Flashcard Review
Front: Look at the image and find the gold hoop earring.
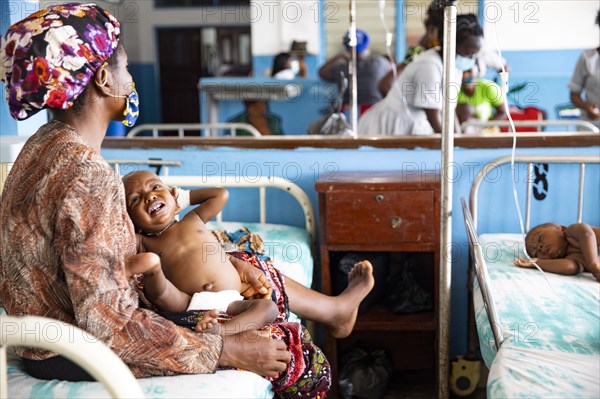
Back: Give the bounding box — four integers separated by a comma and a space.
96, 74, 108, 87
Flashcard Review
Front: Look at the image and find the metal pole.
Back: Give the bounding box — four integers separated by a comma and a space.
439, 2, 457, 398
348, 0, 358, 136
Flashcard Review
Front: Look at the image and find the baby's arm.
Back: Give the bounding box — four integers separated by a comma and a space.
514, 256, 582, 275
181, 187, 229, 223
196, 299, 278, 336
566, 223, 600, 272
126, 253, 191, 312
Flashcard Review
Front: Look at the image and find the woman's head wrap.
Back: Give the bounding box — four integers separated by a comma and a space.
0, 3, 120, 120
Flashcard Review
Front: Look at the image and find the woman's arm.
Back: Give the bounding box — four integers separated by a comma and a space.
424, 108, 443, 133
318, 52, 349, 81
570, 91, 600, 120
491, 102, 507, 121
378, 63, 406, 97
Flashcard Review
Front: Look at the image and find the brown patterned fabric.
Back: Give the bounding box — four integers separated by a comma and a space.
0, 120, 222, 377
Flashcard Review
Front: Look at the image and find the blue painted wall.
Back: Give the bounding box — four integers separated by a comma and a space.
490, 49, 582, 127
101, 144, 600, 357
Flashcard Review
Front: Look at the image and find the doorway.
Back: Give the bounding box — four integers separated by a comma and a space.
157, 26, 251, 127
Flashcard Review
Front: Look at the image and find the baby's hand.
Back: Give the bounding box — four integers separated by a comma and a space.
514, 256, 538, 268
195, 309, 221, 334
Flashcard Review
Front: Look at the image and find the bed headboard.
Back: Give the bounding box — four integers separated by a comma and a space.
469, 154, 600, 233
160, 175, 316, 245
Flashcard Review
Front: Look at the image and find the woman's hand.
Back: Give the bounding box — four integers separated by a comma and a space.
228, 255, 272, 299
219, 330, 290, 377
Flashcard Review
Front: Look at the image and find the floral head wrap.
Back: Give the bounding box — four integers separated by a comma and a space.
0, 3, 120, 120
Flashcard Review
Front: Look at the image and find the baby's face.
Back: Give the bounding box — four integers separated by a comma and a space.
123, 171, 177, 234
525, 224, 567, 259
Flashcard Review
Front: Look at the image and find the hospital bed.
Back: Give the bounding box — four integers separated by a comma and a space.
126, 123, 262, 137
462, 154, 600, 398
1, 172, 315, 399
461, 119, 600, 133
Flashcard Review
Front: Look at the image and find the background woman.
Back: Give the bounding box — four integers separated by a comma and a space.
357, 14, 484, 136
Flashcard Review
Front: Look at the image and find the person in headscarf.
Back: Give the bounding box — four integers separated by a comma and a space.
0, 5, 374, 395
0, 2, 289, 382
318, 29, 392, 115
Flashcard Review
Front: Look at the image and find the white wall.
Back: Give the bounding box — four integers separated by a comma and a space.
482, 0, 598, 51
40, 0, 252, 64
250, 0, 321, 56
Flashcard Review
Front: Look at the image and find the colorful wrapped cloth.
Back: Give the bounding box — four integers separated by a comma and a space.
159, 228, 331, 398
0, 3, 120, 120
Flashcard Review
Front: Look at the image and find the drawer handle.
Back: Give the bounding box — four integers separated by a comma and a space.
375, 194, 384, 202
390, 216, 402, 229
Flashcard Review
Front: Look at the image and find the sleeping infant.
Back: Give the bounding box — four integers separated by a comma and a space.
514, 222, 600, 282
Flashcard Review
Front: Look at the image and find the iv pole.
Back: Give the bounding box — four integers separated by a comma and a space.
347, 0, 358, 135
439, 1, 457, 398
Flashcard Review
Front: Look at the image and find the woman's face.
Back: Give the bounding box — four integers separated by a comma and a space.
107, 47, 134, 119
456, 35, 483, 59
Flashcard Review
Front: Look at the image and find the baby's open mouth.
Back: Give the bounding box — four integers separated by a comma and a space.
148, 202, 165, 215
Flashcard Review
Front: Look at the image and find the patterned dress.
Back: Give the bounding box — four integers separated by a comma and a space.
0, 120, 222, 377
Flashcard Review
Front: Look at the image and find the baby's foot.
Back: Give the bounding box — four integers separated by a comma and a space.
328, 260, 375, 339
195, 309, 221, 333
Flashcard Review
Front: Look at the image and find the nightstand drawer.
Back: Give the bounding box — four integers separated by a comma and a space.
325, 190, 435, 244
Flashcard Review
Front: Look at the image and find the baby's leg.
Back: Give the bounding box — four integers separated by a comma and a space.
286, 260, 374, 338
220, 299, 278, 335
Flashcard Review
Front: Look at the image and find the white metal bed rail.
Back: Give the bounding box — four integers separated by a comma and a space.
470, 155, 600, 231
107, 159, 183, 176
0, 314, 144, 399
461, 119, 599, 133
160, 175, 316, 245
127, 123, 262, 138
461, 198, 504, 350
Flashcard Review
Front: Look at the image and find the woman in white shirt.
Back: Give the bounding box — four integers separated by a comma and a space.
569, 10, 600, 130
358, 14, 484, 136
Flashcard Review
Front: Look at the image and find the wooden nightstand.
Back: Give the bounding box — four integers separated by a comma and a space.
316, 172, 440, 394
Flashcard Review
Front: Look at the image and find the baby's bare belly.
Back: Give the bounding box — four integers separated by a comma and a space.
164, 252, 242, 296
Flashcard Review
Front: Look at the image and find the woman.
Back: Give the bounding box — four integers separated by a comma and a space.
0, 2, 289, 383
378, 2, 444, 97
569, 10, 600, 130
456, 58, 507, 134
0, 5, 373, 393
357, 14, 484, 136
271, 52, 306, 79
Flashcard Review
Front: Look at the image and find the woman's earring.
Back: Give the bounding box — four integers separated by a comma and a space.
96, 73, 108, 87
